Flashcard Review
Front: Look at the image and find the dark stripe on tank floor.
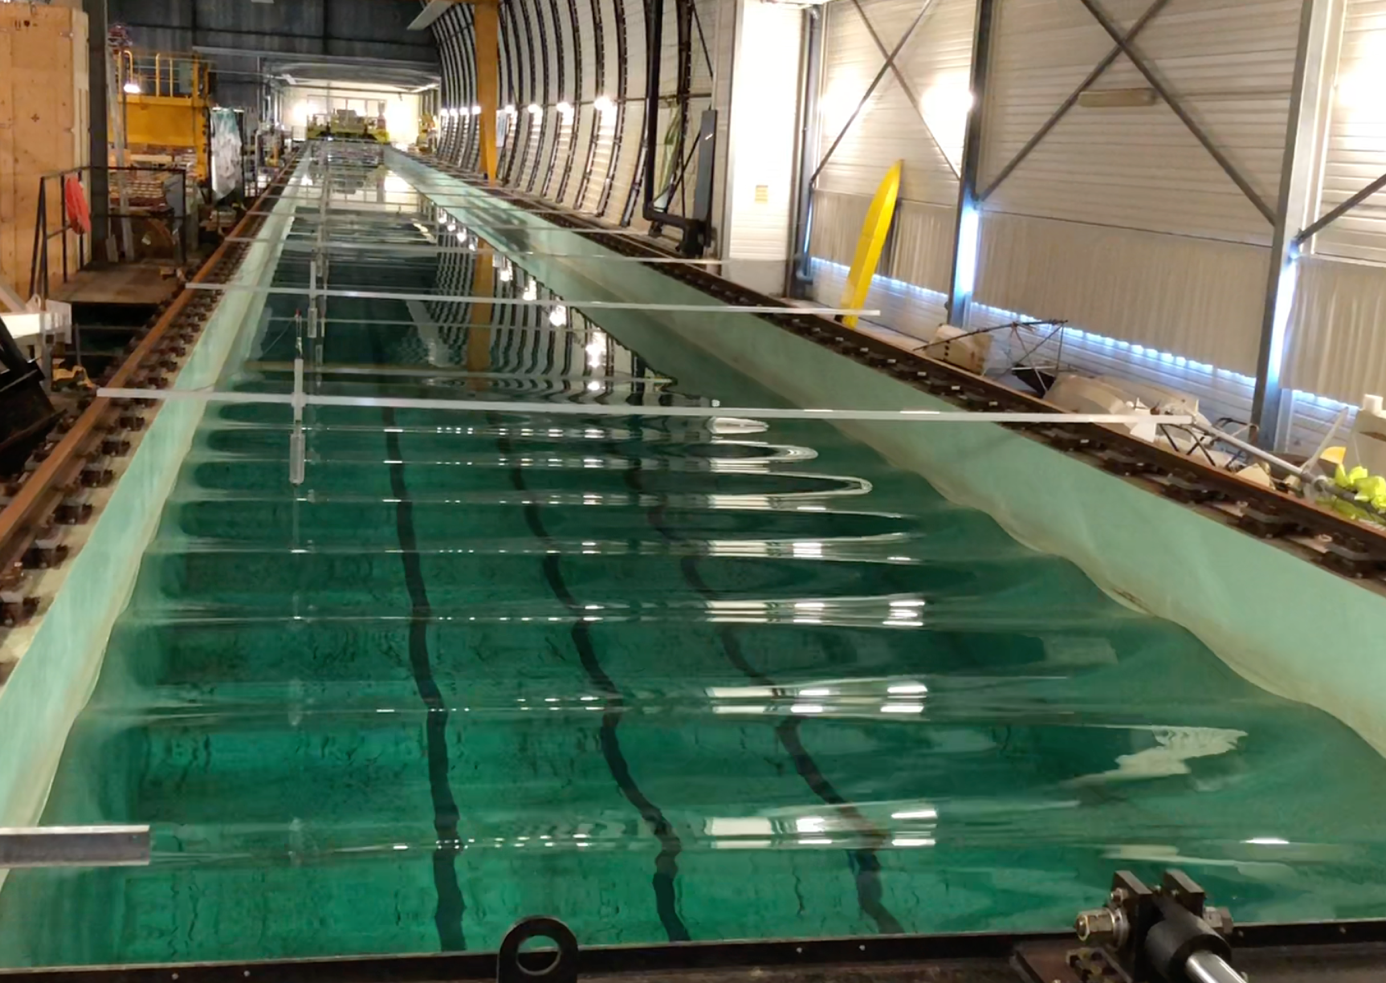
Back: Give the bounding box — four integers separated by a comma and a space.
633, 444, 906, 937
483, 325, 693, 943
377, 389, 467, 947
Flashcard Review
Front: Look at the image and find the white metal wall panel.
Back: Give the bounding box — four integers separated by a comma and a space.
890, 200, 955, 290
548, 111, 576, 192
981, 0, 1291, 245
537, 0, 559, 108
608, 101, 646, 218
519, 111, 544, 181
562, 105, 595, 206
1284, 254, 1386, 403
974, 211, 1270, 375
1314, 0, 1386, 262
601, 0, 622, 102
981, 0, 1298, 246
816, 0, 975, 206
580, 107, 619, 212
577, 0, 597, 102
810, 193, 954, 292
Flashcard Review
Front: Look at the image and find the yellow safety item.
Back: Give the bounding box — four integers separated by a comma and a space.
838, 160, 902, 329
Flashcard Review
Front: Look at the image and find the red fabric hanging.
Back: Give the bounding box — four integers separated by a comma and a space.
64, 175, 91, 234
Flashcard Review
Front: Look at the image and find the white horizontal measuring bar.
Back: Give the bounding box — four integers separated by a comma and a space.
182, 282, 877, 316
229, 238, 722, 264
96, 387, 1191, 426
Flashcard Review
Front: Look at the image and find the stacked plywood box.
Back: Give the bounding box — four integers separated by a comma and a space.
0, 3, 90, 301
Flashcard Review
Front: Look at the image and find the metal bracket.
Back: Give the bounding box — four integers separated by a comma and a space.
0, 825, 151, 868
497, 917, 579, 983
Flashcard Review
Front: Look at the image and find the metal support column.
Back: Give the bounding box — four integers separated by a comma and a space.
945, 0, 995, 328
1251, 0, 1336, 449
475, 0, 501, 183
787, 6, 823, 297
85, 0, 109, 252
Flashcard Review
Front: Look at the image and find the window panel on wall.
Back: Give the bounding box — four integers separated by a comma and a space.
1314, 0, 1386, 263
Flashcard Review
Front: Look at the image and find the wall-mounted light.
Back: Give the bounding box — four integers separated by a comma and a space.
593, 95, 615, 114
470, 105, 481, 115
557, 101, 574, 120
527, 103, 542, 116
123, 78, 142, 95
1077, 87, 1157, 108
503, 104, 517, 116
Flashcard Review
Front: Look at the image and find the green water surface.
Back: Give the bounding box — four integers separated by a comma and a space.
2, 155, 1385, 966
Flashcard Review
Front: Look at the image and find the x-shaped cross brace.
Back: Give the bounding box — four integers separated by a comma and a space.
977, 0, 1276, 224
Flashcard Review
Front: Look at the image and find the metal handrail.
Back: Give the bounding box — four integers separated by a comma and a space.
27, 165, 190, 302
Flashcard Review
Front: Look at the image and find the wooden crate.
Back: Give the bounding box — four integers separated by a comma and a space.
0, 4, 89, 301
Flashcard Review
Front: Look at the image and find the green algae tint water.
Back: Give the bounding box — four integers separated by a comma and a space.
2, 162, 1385, 967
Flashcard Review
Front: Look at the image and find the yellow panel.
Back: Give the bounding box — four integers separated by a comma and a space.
838, 160, 902, 330
121, 96, 209, 180
474, 0, 500, 184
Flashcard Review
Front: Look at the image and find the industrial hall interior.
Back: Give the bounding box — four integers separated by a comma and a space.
4, 0, 1386, 982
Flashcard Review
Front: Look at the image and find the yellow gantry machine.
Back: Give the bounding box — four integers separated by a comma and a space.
116, 49, 213, 184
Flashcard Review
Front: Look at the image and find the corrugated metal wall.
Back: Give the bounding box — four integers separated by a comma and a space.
810, 0, 974, 298
804, 0, 1386, 438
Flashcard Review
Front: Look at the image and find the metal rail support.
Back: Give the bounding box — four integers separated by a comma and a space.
0, 825, 150, 868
